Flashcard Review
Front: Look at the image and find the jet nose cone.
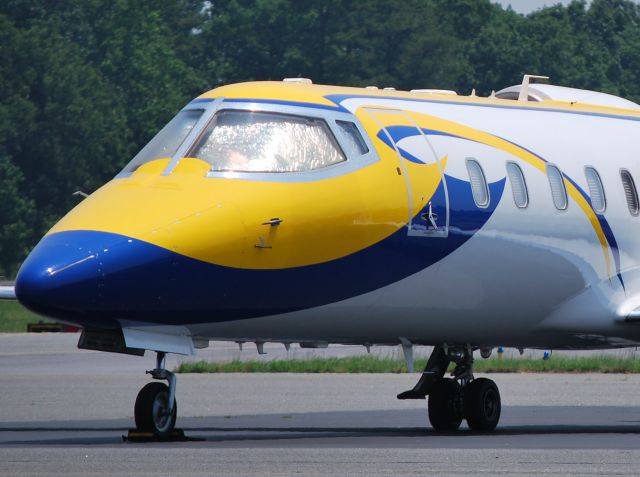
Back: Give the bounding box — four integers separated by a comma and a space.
15, 231, 104, 320
15, 231, 138, 322
15, 230, 176, 325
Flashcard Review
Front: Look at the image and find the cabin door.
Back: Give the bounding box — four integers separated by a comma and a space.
365, 108, 449, 238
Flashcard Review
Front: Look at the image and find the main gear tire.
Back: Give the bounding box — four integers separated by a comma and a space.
464, 377, 501, 431
428, 378, 463, 431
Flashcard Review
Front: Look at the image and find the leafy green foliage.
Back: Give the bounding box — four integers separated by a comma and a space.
0, 157, 35, 277
2, 0, 640, 277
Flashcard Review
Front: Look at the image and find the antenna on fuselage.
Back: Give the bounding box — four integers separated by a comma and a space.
518, 74, 550, 102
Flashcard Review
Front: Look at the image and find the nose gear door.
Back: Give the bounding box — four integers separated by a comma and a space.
365, 108, 449, 238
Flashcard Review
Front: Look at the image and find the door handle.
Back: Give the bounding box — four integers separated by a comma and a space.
262, 218, 283, 226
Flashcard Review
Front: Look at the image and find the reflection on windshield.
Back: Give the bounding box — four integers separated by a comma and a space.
121, 109, 203, 173
188, 110, 345, 172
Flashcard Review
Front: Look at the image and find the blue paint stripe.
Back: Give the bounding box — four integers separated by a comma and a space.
189, 98, 216, 105
398, 148, 425, 165
379, 122, 624, 288
16, 173, 505, 327
375, 129, 423, 164
222, 98, 345, 112
499, 136, 624, 288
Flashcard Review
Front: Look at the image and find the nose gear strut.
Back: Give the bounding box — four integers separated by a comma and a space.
128, 351, 184, 440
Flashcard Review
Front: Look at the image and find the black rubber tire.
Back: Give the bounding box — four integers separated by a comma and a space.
428, 378, 463, 431
464, 377, 501, 431
134, 382, 177, 436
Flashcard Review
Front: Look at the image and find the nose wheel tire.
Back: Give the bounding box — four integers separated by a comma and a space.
134, 382, 177, 436
463, 377, 501, 431
428, 378, 463, 431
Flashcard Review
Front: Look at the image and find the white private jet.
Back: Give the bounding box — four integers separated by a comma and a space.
5, 75, 640, 436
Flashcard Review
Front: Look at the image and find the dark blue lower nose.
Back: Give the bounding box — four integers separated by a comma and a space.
15, 230, 153, 324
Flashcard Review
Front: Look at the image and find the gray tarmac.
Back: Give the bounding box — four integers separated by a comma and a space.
2, 334, 640, 475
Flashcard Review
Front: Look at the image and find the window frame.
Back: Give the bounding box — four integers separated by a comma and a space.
200, 101, 379, 182
187, 109, 347, 174
546, 164, 568, 211
116, 107, 208, 178
584, 166, 606, 214
620, 168, 639, 216
506, 161, 529, 209
117, 99, 379, 182
465, 158, 490, 208
335, 120, 369, 156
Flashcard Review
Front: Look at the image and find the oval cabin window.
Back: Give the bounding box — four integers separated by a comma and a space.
584, 167, 606, 214
466, 159, 490, 208
506, 162, 528, 208
621, 169, 639, 216
546, 164, 568, 210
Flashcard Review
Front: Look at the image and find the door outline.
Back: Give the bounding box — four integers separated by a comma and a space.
365, 108, 449, 238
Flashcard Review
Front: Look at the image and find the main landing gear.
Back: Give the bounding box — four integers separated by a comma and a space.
134, 352, 178, 437
398, 345, 501, 431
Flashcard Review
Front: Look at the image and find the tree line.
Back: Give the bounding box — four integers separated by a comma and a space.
1, 0, 640, 277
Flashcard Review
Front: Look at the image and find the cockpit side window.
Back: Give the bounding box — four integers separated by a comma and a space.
121, 109, 204, 173
335, 120, 369, 156
188, 110, 346, 173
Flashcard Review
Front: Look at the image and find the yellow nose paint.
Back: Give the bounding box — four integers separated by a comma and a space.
48, 102, 451, 270
49, 153, 427, 269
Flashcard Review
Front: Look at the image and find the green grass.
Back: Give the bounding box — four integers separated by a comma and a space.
2, 300, 639, 374
175, 356, 420, 374
0, 301, 51, 332
175, 355, 640, 374
474, 355, 640, 373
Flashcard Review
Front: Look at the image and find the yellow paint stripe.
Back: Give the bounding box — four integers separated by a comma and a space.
198, 82, 640, 121
405, 112, 613, 278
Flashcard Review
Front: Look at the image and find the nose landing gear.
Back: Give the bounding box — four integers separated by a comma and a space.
133, 352, 178, 437
398, 345, 501, 431
134, 382, 177, 435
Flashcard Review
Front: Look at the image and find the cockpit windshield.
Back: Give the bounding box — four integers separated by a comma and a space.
122, 109, 203, 173
188, 110, 346, 173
